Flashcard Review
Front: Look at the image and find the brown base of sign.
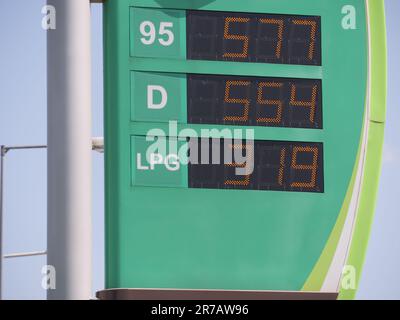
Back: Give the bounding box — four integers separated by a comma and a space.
96, 289, 338, 300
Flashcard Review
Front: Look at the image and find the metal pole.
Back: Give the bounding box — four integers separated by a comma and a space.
47, 0, 92, 300
4, 251, 47, 259
5, 146, 47, 151
0, 146, 5, 300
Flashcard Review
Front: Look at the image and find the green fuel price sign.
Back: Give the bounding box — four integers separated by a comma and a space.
102, 0, 387, 300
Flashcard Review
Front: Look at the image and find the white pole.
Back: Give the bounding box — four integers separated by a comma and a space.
47, 0, 92, 300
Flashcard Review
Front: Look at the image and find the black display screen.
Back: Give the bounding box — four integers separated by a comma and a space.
188, 139, 324, 193
188, 74, 322, 129
187, 10, 322, 66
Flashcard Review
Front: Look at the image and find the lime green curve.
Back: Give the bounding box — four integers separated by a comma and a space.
339, 0, 387, 300
302, 0, 387, 296
301, 133, 363, 292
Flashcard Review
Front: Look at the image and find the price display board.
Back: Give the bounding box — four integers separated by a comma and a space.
187, 74, 323, 128
188, 139, 324, 193
101, 0, 387, 300
186, 10, 322, 65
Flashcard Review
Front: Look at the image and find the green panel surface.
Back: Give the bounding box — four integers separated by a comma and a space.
104, 0, 368, 291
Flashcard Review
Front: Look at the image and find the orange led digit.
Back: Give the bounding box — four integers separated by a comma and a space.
259, 18, 284, 59
290, 146, 319, 188
292, 19, 317, 60
224, 144, 253, 186
224, 80, 251, 122
256, 82, 284, 124
222, 17, 250, 59
290, 84, 318, 123
278, 147, 286, 186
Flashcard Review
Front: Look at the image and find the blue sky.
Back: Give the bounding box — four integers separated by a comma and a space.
0, 0, 399, 299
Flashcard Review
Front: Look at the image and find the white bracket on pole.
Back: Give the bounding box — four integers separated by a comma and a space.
92, 137, 105, 153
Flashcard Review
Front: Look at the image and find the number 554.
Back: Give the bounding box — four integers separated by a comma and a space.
140, 21, 175, 46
